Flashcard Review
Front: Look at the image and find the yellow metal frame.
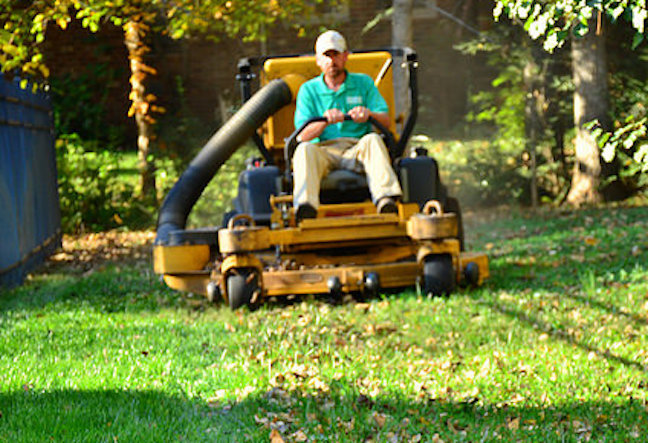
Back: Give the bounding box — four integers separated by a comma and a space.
153, 199, 490, 300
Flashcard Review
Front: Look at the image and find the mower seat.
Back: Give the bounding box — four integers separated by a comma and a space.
319, 169, 371, 204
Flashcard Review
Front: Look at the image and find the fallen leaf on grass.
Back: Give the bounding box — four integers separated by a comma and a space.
572, 420, 592, 434
337, 417, 355, 432
372, 411, 388, 428
255, 414, 269, 427
363, 323, 397, 336
47, 231, 154, 270
507, 416, 520, 430
291, 430, 308, 442
386, 432, 399, 443
355, 303, 370, 312
297, 314, 311, 327
270, 429, 285, 443
307, 376, 330, 392
447, 418, 468, 434
584, 236, 599, 246
538, 332, 549, 341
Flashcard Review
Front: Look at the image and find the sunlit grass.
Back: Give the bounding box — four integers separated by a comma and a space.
1, 205, 647, 441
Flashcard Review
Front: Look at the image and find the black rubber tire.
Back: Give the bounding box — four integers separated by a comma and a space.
226, 268, 258, 310
423, 254, 455, 297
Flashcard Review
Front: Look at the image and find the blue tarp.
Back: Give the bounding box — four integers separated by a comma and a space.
0, 74, 61, 287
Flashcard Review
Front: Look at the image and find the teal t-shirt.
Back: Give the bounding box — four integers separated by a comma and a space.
294, 71, 389, 142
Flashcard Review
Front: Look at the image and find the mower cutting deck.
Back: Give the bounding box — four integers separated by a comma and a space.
153, 48, 489, 309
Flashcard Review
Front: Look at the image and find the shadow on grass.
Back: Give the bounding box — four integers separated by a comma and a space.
0, 389, 213, 442
487, 260, 648, 324
563, 290, 648, 333
476, 297, 647, 373
2, 386, 644, 441
473, 239, 648, 375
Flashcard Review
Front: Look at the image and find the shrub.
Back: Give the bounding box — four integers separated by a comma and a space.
49, 63, 126, 148
55, 135, 165, 232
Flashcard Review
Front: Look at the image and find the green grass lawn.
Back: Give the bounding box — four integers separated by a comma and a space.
1, 205, 648, 442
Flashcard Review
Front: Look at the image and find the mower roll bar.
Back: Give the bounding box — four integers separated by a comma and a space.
237, 47, 419, 162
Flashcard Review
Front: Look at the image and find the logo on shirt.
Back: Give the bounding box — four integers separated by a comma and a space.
346, 96, 363, 105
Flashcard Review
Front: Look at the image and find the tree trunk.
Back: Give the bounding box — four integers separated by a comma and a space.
391, 0, 413, 134
566, 23, 609, 206
124, 17, 157, 203
523, 45, 544, 209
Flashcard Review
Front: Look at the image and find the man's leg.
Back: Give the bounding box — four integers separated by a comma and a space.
343, 133, 402, 204
292, 142, 337, 212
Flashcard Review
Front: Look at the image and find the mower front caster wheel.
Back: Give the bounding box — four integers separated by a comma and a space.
226, 268, 259, 310
423, 254, 455, 297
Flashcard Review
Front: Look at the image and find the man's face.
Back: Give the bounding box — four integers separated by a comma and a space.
316, 49, 348, 78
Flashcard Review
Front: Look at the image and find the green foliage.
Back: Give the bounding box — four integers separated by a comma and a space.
494, 0, 648, 189
0, 0, 334, 79
55, 135, 170, 232
51, 68, 260, 232
1, 206, 648, 440
452, 35, 529, 205
425, 139, 529, 207
454, 26, 574, 205
494, 0, 648, 52
590, 116, 648, 189
49, 63, 125, 146
586, 43, 648, 190
54, 131, 254, 232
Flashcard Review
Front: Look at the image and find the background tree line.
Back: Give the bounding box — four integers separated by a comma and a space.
1, 0, 647, 232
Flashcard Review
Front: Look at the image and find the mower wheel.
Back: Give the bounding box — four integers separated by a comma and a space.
423, 254, 455, 297
226, 268, 259, 310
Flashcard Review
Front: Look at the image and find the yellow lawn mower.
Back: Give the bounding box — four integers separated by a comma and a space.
153, 48, 489, 309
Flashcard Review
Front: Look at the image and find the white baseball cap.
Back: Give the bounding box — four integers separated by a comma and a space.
315, 30, 347, 56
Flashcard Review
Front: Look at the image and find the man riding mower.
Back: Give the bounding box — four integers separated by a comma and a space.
153, 31, 489, 310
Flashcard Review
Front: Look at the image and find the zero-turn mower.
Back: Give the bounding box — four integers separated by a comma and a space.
153, 48, 489, 309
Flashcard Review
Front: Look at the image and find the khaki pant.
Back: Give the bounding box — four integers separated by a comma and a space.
292, 133, 402, 209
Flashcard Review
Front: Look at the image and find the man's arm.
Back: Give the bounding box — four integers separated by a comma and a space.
294, 83, 330, 142
348, 106, 389, 128
297, 121, 327, 142
298, 108, 346, 142
300, 107, 390, 142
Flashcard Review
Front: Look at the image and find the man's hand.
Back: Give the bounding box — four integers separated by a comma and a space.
323, 108, 345, 124
348, 106, 370, 123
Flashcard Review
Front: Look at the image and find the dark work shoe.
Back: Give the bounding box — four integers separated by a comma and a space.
376, 197, 398, 214
295, 204, 317, 224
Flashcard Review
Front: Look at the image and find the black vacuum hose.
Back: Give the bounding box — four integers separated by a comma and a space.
155, 79, 292, 244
